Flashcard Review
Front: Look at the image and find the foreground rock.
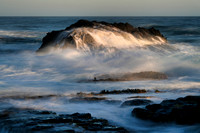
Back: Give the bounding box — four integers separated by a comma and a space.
37, 20, 167, 53
0, 107, 128, 133
132, 96, 200, 125
121, 99, 152, 107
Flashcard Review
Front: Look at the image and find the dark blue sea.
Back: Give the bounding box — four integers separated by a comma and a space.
0, 17, 200, 132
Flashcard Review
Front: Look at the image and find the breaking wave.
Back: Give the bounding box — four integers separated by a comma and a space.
59, 27, 166, 51
0, 30, 44, 43
37, 20, 168, 54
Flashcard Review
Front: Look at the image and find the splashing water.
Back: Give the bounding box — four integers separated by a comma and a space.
0, 17, 200, 133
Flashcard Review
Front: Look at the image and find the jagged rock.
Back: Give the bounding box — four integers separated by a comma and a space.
37, 20, 167, 53
132, 96, 200, 125
99, 89, 147, 95
0, 107, 128, 132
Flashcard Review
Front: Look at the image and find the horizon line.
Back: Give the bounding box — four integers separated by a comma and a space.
0, 15, 200, 17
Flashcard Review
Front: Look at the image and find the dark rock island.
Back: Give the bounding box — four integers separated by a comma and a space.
37, 20, 167, 53
92, 71, 168, 82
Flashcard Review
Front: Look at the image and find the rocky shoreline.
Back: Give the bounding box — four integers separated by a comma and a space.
0, 107, 128, 133
1, 88, 200, 132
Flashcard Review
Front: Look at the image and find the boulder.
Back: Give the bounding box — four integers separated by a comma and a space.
132, 96, 200, 125
121, 99, 152, 107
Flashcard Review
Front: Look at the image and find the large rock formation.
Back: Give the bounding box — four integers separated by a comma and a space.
37, 20, 167, 53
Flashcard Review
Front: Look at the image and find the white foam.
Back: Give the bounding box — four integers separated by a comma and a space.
0, 30, 44, 38
52, 26, 166, 53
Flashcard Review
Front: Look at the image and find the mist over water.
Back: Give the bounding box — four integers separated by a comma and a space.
0, 17, 200, 132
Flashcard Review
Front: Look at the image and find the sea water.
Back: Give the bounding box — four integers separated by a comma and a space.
0, 17, 200, 132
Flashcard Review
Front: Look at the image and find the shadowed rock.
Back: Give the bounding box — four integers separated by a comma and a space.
121, 99, 153, 107
73, 89, 162, 96
127, 96, 155, 99
0, 107, 128, 132
99, 89, 147, 95
132, 96, 200, 125
69, 97, 107, 103
0, 94, 60, 100
69, 92, 121, 104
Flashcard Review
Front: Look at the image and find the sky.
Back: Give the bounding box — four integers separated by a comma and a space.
0, 0, 199, 16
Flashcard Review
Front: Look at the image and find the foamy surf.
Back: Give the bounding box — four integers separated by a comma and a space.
0, 17, 200, 133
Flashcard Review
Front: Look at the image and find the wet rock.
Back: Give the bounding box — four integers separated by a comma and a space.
69, 97, 107, 103
70, 92, 122, 104
132, 96, 200, 125
75, 92, 103, 97
37, 20, 167, 53
99, 89, 147, 95
155, 90, 162, 93
0, 94, 61, 100
0, 107, 128, 132
121, 99, 152, 107
127, 96, 155, 99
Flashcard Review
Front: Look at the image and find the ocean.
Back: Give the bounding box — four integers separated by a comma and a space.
0, 17, 200, 132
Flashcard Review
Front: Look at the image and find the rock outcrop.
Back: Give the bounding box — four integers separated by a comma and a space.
92, 71, 168, 82
121, 99, 153, 107
0, 107, 128, 132
37, 20, 167, 53
132, 96, 200, 125
99, 89, 147, 94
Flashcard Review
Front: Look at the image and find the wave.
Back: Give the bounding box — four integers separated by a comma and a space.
0, 30, 44, 38
0, 30, 44, 43
0, 37, 41, 44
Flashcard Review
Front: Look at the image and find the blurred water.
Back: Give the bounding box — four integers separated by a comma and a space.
0, 17, 200, 132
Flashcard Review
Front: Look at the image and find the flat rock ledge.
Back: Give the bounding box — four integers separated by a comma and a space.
0, 107, 128, 133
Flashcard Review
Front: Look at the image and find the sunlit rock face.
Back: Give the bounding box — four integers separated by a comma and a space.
93, 71, 168, 81
37, 20, 167, 53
